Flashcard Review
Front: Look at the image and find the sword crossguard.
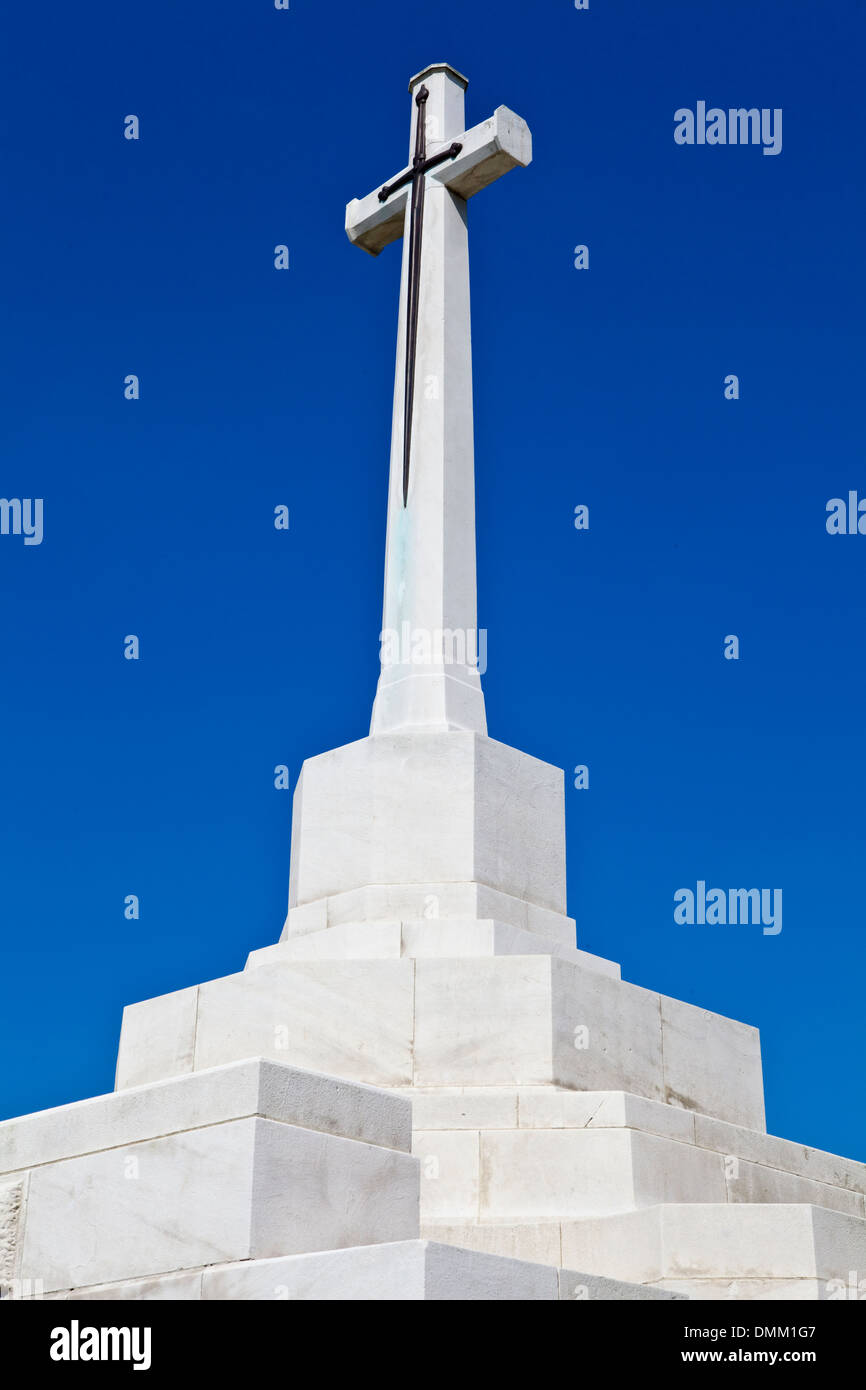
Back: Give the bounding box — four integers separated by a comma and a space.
377, 142, 463, 203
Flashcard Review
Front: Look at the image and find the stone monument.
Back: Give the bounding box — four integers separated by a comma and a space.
1, 65, 864, 1302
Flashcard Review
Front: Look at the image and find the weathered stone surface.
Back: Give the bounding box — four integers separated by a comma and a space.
116, 956, 765, 1130
409, 1088, 865, 1229
116, 961, 415, 1092
412, 957, 765, 1129
558, 1268, 687, 1301
0, 1179, 25, 1292
405, 1087, 519, 1130
660, 996, 765, 1129
284, 733, 573, 945
560, 1204, 866, 1290
250, 918, 619, 977
41, 1242, 681, 1301
421, 1220, 563, 1268
1, 1059, 412, 1174
3, 1061, 419, 1294
516, 1088, 696, 1143
694, 1113, 866, 1195
285, 881, 578, 946
114, 985, 198, 1091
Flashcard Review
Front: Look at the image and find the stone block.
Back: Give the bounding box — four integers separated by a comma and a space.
284, 882, 577, 946
55, 1271, 204, 1301
660, 995, 765, 1130
516, 1088, 696, 1144
414, 1130, 479, 1221
560, 1204, 866, 1289
1, 1060, 419, 1294
1, 1059, 411, 1173
412, 957, 764, 1128
116, 960, 415, 1092
406, 1087, 519, 1130
116, 956, 766, 1132
557, 1269, 686, 1301
476, 1129, 725, 1222
693, 1114, 866, 1195
420, 1221, 563, 1267
48, 1242, 569, 1301
413, 957, 557, 1088
284, 731, 572, 942
727, 1161, 864, 1218
115, 985, 198, 1091
249, 919, 619, 976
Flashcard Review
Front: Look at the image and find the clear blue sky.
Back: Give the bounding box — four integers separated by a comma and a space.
1, 1, 863, 1164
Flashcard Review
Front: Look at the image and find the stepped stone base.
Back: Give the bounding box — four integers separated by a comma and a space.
14, 1242, 684, 1302
115, 954, 765, 1131
5, 696, 860, 1308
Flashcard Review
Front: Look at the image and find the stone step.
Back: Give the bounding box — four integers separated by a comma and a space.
0, 1057, 411, 1174
115, 954, 765, 1131
405, 1086, 866, 1224
13, 1241, 684, 1301
247, 918, 620, 977
0, 1059, 418, 1296
285, 882, 577, 949
424, 1205, 866, 1301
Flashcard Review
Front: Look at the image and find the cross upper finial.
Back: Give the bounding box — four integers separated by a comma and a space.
407, 62, 469, 93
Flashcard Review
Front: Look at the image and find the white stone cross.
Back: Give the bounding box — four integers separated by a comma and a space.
346, 64, 532, 737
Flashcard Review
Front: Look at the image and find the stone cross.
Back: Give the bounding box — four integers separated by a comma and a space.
346, 64, 532, 737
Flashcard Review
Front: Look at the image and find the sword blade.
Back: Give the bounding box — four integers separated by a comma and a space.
402, 88, 429, 508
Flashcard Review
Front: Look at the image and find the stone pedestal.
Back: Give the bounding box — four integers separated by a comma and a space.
285, 732, 575, 946
4, 57, 863, 1306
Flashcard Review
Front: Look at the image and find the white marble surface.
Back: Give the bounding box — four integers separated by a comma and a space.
348, 69, 531, 738
1, 1058, 412, 1174
560, 1204, 866, 1287
17, 1117, 418, 1294
284, 881, 578, 945
114, 985, 198, 1091
660, 995, 766, 1131
251, 918, 617, 975
25, 1241, 683, 1301
409, 1087, 865, 1227
116, 955, 766, 1131
193, 960, 414, 1086
285, 732, 571, 942
475, 1128, 728, 1222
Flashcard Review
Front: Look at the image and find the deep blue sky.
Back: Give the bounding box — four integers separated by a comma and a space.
1, 1, 863, 1163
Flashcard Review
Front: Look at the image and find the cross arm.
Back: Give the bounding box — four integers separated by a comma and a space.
345, 105, 532, 258
432, 106, 532, 199
345, 184, 409, 258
